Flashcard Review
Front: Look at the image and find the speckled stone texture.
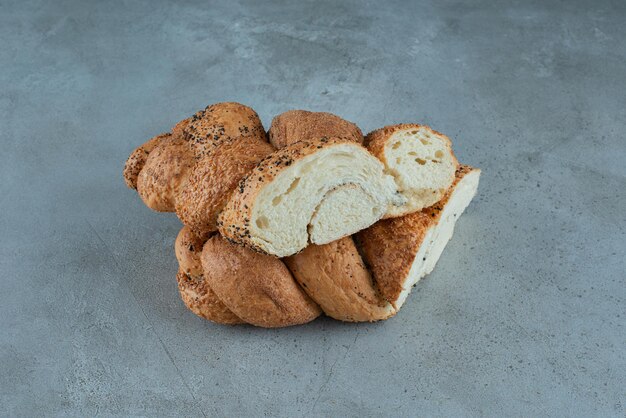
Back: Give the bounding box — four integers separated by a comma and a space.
1, 0, 624, 416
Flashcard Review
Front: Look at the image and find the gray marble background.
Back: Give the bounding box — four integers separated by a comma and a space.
1, 0, 624, 416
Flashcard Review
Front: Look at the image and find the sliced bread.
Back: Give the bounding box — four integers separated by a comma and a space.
218, 137, 404, 257
356, 165, 480, 309
366, 124, 459, 217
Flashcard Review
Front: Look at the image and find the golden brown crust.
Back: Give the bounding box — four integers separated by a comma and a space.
355, 165, 473, 304
136, 137, 195, 212
176, 138, 275, 239
174, 226, 207, 280
176, 269, 243, 325
171, 117, 192, 139
284, 237, 394, 322
183, 102, 267, 157
268, 110, 363, 149
217, 136, 359, 251
123, 133, 170, 189
201, 235, 322, 328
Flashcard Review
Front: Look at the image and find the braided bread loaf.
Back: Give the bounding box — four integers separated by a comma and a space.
124, 103, 480, 327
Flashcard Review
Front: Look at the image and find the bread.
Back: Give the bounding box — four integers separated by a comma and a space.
174, 226, 207, 279
218, 136, 404, 257
123, 117, 193, 192
136, 136, 195, 212
176, 269, 243, 325
356, 165, 480, 309
201, 235, 322, 328
175, 138, 275, 240
123, 132, 170, 190
124, 102, 270, 219
365, 124, 458, 217
183, 102, 266, 157
284, 237, 395, 322
124, 104, 482, 328
268, 110, 363, 149
174, 227, 242, 324
171, 117, 192, 139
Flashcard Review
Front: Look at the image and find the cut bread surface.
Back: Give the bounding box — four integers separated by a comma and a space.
357, 165, 480, 309
219, 138, 404, 257
308, 184, 387, 245
395, 166, 480, 308
366, 124, 458, 217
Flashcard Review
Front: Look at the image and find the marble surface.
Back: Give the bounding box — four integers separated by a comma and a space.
1, 0, 624, 416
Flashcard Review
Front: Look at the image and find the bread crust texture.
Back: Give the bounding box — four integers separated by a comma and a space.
136, 136, 195, 212
183, 102, 267, 157
176, 138, 275, 240
174, 226, 207, 280
123, 133, 170, 190
356, 165, 476, 306
268, 109, 363, 149
201, 235, 322, 328
174, 226, 243, 324
177, 269, 244, 325
284, 237, 395, 322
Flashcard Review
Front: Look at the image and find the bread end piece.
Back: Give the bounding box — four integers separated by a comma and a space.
357, 165, 480, 309
136, 137, 195, 212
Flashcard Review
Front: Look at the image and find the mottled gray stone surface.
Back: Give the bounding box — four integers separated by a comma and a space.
1, 0, 624, 416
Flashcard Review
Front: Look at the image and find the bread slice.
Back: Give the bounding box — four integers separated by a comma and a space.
201, 235, 322, 328
356, 165, 480, 309
175, 138, 275, 240
268, 110, 363, 149
284, 237, 395, 322
174, 227, 242, 324
218, 137, 404, 257
366, 124, 459, 218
